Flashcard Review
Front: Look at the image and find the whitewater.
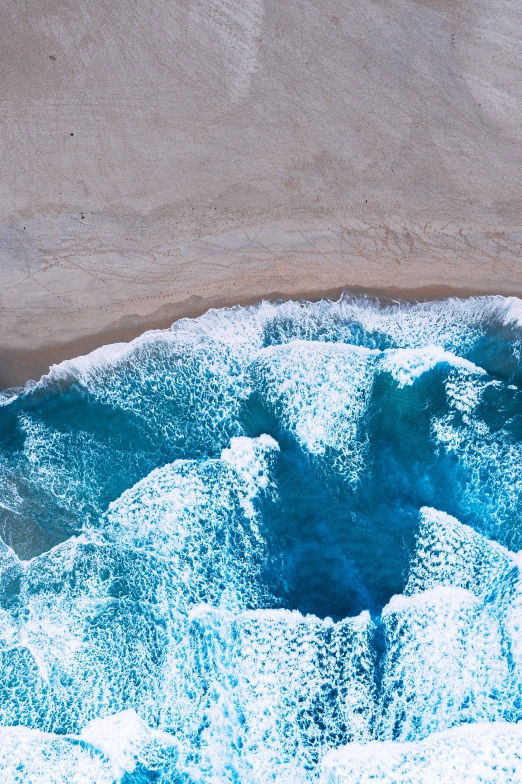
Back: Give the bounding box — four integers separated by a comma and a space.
1, 295, 522, 782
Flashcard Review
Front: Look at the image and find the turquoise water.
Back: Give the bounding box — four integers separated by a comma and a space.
1, 295, 522, 782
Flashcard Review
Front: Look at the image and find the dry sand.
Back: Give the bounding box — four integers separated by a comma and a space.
1, 0, 522, 387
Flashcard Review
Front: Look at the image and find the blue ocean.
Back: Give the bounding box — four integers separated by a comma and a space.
1, 295, 522, 782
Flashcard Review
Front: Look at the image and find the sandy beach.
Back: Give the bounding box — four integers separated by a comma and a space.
2, 0, 522, 387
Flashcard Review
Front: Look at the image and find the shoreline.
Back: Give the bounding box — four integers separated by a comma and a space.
3, 215, 522, 390
2, 279, 519, 391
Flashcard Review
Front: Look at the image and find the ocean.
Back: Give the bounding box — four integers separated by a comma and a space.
1, 295, 522, 782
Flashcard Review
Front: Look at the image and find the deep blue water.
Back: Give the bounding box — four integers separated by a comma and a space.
1, 296, 522, 782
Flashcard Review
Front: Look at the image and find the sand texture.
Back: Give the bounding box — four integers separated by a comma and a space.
1, 0, 522, 385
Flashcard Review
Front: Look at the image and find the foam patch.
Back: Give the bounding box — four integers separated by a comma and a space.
321, 721, 522, 783
378, 587, 510, 741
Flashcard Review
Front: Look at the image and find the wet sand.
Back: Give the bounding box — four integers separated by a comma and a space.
3, 218, 522, 387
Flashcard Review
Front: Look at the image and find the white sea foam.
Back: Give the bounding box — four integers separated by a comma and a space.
380, 345, 485, 387
503, 296, 522, 328
0, 724, 116, 784
406, 506, 515, 599
0, 532, 23, 592
186, 604, 375, 782
362, 295, 518, 349
0, 600, 373, 783
378, 586, 510, 740
3, 294, 522, 781
443, 366, 496, 415
79, 709, 179, 776
0, 391, 19, 406
19, 415, 111, 521
257, 295, 515, 354
221, 433, 279, 515
253, 340, 378, 481
101, 438, 275, 606
0, 419, 376, 779
429, 347, 522, 549
320, 721, 522, 783
42, 341, 133, 389
432, 408, 522, 548
0, 411, 161, 557
29, 322, 258, 459
34, 303, 266, 395
0, 710, 179, 784
0, 437, 279, 737
405, 506, 522, 713
29, 294, 517, 394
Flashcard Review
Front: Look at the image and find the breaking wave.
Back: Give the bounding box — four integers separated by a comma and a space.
1, 295, 522, 782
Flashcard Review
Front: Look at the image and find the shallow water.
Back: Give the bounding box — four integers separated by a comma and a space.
1, 295, 522, 782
